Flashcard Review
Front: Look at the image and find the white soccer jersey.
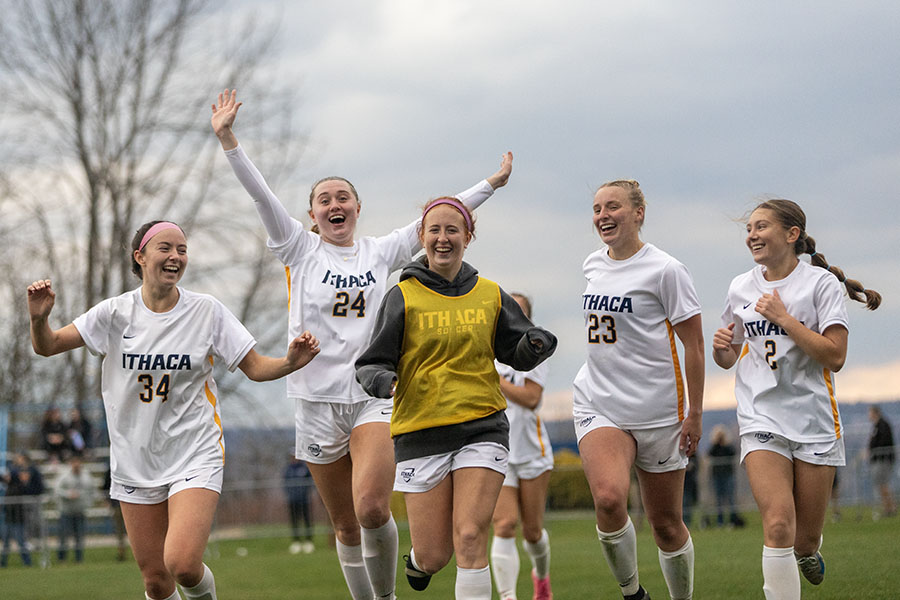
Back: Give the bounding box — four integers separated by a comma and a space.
73, 288, 255, 487
721, 261, 849, 442
572, 243, 701, 429
496, 360, 553, 465
225, 145, 494, 404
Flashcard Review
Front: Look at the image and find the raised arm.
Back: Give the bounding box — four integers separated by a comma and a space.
211, 89, 295, 245
498, 375, 543, 410
238, 331, 320, 382
27, 279, 84, 357
456, 151, 513, 213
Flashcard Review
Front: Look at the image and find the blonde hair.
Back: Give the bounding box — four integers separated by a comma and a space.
598, 179, 645, 225
308, 176, 360, 235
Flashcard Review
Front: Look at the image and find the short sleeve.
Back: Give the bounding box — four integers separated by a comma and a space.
658, 259, 701, 326
814, 273, 849, 334
72, 299, 113, 357
211, 300, 257, 372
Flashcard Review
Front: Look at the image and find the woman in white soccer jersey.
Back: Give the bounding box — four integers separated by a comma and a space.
574, 180, 704, 600
211, 89, 513, 600
490, 293, 555, 600
712, 199, 880, 600
27, 221, 319, 600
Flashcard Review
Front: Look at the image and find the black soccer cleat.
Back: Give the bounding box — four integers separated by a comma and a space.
404, 553, 432, 591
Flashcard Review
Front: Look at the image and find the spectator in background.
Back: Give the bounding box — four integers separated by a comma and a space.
868, 405, 896, 518
284, 456, 315, 554
708, 425, 744, 528
55, 455, 95, 562
103, 466, 128, 561
66, 408, 93, 457
1, 454, 44, 567
40, 407, 69, 462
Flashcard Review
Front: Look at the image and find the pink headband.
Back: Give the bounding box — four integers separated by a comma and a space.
422, 198, 472, 232
138, 222, 183, 252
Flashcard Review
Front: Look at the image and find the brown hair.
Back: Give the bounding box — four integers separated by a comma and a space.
751, 199, 881, 310
598, 179, 646, 225
308, 176, 360, 235
130, 220, 184, 280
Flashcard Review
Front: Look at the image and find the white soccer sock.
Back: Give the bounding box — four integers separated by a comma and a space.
597, 518, 640, 597
523, 528, 551, 580
658, 536, 694, 600
179, 563, 216, 600
456, 565, 492, 600
762, 545, 800, 600
491, 535, 520, 599
336, 539, 375, 600
362, 515, 399, 599
146, 589, 181, 600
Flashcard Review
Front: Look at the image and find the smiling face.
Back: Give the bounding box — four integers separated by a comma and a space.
745, 207, 800, 268
134, 227, 188, 287
308, 179, 360, 247
592, 186, 644, 259
420, 203, 472, 281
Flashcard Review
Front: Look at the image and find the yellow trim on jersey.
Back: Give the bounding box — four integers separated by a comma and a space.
285, 266, 292, 309
665, 320, 685, 421
823, 368, 841, 439
739, 343, 750, 361
536, 416, 546, 457
204, 381, 226, 461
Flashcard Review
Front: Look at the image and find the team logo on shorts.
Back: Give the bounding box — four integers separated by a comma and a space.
755, 432, 774, 443
400, 468, 416, 483
578, 416, 596, 428
124, 486, 136, 494
307, 443, 322, 457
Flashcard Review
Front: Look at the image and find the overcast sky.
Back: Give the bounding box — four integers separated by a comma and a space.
221, 1, 900, 415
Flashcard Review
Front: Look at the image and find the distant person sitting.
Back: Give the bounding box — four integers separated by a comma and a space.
40, 407, 70, 462
66, 408, 93, 456
868, 405, 896, 518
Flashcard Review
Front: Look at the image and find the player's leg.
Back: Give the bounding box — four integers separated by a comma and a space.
745, 449, 799, 600
307, 456, 373, 600
580, 427, 646, 599
453, 466, 505, 600
519, 470, 553, 598
491, 482, 521, 600
637, 469, 692, 600
792, 460, 834, 585
165, 487, 219, 599
350, 419, 398, 599
404, 475, 455, 588
120, 500, 176, 600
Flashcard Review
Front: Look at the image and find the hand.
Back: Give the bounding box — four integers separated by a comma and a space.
486, 151, 513, 190
286, 331, 320, 370
712, 323, 735, 352
211, 88, 242, 149
679, 412, 702, 457
755, 289, 789, 326
27, 279, 56, 321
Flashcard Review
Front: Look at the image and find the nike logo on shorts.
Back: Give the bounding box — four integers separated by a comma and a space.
185, 475, 197, 482
658, 457, 670, 465
380, 409, 392, 415
494, 456, 504, 462
123, 334, 136, 339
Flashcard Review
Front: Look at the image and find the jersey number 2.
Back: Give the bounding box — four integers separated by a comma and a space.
764, 339, 778, 370
333, 291, 366, 318
137, 374, 170, 403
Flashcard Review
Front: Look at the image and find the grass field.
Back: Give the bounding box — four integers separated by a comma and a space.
1, 509, 897, 599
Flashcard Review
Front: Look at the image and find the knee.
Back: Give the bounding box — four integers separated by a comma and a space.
650, 517, 685, 548
794, 531, 821, 556
164, 553, 203, 587
454, 523, 488, 562
355, 496, 391, 530
492, 516, 518, 539
140, 566, 174, 599
521, 522, 543, 543
762, 515, 794, 546
592, 485, 627, 518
